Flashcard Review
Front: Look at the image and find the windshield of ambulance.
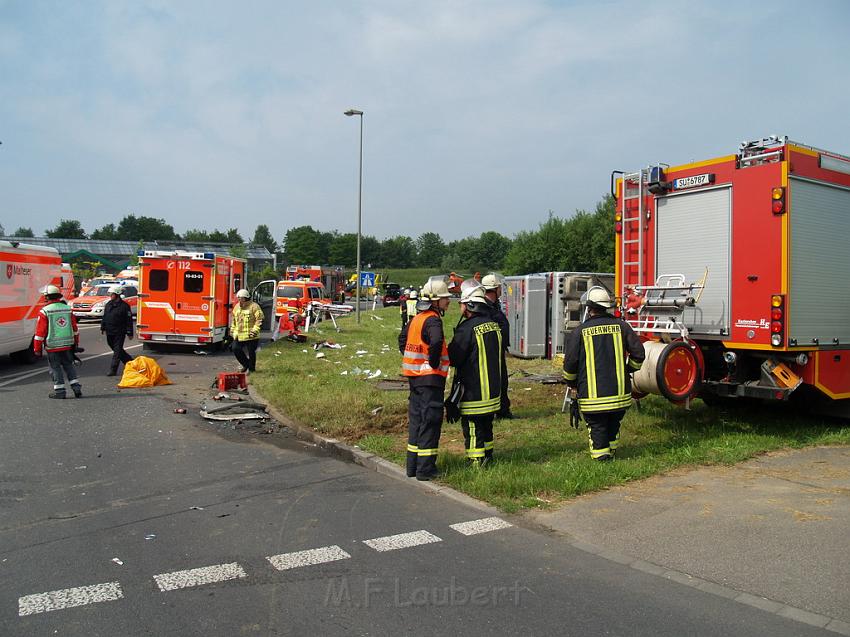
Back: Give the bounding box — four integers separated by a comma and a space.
277, 286, 304, 298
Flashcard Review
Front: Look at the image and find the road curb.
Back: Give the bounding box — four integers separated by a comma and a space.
247, 384, 500, 517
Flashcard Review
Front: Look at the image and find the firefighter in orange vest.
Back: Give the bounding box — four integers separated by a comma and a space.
398, 279, 451, 481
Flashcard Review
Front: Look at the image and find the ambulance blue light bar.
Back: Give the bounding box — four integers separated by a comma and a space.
204, 252, 214, 259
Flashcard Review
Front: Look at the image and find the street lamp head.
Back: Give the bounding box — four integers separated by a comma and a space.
344, 109, 363, 116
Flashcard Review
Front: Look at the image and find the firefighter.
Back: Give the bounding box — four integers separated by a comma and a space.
448, 282, 503, 467
230, 289, 264, 373
33, 285, 82, 399
481, 273, 512, 419
403, 289, 418, 326
101, 284, 134, 377
399, 288, 409, 329
563, 287, 645, 461
398, 279, 451, 481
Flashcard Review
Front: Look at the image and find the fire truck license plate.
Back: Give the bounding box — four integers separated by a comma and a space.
674, 173, 713, 189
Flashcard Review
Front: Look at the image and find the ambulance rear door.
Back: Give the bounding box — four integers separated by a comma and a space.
139, 258, 177, 336
173, 259, 214, 340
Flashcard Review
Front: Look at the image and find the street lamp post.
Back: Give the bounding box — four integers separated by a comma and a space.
344, 108, 364, 323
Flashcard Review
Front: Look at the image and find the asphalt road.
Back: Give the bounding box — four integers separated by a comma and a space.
0, 326, 834, 636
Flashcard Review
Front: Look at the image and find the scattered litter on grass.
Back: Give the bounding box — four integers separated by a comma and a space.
302, 349, 309, 353
367, 369, 382, 379
112, 558, 123, 566
370, 315, 384, 321
370, 407, 384, 416
340, 370, 348, 375
355, 350, 368, 355
313, 340, 343, 350
316, 352, 326, 359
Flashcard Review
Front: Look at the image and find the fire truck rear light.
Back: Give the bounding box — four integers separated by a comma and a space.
140, 333, 151, 340
771, 334, 782, 346
771, 187, 784, 200
614, 212, 622, 222
770, 321, 782, 333
772, 200, 784, 213
198, 336, 210, 343
771, 186, 785, 214
774, 390, 784, 400
771, 295, 783, 307
615, 222, 623, 233
771, 308, 782, 320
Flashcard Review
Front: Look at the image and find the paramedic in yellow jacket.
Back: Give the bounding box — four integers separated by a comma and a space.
231, 289, 264, 373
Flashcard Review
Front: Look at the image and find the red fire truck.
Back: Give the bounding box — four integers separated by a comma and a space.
137, 250, 246, 347
613, 136, 849, 417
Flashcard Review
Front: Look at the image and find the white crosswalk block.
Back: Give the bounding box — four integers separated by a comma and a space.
267, 545, 351, 570
19, 582, 123, 616
449, 517, 513, 536
363, 530, 442, 552
154, 562, 247, 592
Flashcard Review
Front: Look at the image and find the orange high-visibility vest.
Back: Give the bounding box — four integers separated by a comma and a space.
402, 310, 449, 378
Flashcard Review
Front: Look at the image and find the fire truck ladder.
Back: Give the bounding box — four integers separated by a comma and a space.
620, 170, 646, 297
630, 271, 708, 340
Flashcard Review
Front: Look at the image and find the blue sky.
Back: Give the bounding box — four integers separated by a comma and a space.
1, 0, 849, 243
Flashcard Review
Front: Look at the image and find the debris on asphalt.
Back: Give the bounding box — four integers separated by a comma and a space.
174, 408, 187, 414
75, 465, 87, 470
144, 534, 156, 540
190, 506, 204, 510
111, 558, 124, 566
200, 399, 269, 421
193, 350, 210, 355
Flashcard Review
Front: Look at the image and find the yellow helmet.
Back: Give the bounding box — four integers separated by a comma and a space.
421, 279, 451, 300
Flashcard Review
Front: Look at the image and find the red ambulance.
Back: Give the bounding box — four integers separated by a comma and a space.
136, 250, 246, 347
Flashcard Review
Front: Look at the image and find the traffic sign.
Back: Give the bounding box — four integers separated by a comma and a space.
359, 271, 375, 287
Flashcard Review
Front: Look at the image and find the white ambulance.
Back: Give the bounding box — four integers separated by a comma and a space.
0, 241, 63, 362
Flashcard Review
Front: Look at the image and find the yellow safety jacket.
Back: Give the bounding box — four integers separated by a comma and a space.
231, 302, 264, 342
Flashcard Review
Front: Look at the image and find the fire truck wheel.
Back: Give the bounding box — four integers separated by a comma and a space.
656, 341, 703, 403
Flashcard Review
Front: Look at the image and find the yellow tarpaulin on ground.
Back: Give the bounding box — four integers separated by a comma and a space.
117, 356, 173, 388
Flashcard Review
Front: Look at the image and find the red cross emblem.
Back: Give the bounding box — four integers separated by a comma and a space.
56, 317, 67, 327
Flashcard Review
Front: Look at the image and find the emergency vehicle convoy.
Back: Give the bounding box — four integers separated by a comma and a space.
0, 241, 62, 362
613, 136, 850, 416
136, 250, 246, 348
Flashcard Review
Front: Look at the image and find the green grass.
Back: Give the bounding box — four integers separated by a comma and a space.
254, 304, 850, 513
380, 268, 444, 289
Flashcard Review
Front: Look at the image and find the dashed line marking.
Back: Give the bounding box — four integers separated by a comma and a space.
363, 530, 442, 552
268, 545, 351, 570
18, 582, 123, 616
153, 562, 247, 592
450, 517, 513, 536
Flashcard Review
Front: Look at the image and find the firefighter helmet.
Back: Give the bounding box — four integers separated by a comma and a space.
409, 289, 418, 299
42, 284, 61, 297
108, 284, 123, 295
460, 281, 486, 304
586, 286, 613, 309
236, 289, 251, 299
420, 279, 451, 300
481, 273, 501, 291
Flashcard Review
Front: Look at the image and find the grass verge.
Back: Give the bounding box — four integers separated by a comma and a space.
253, 304, 850, 513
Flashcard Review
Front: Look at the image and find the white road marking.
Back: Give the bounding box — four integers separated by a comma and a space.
363, 530, 442, 552
449, 517, 513, 536
18, 582, 123, 616
0, 345, 142, 388
153, 562, 247, 592
267, 545, 351, 571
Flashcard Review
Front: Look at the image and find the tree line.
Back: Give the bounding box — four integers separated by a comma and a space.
8, 195, 615, 275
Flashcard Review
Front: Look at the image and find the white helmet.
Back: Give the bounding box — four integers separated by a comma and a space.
481, 273, 501, 291
420, 279, 451, 300
108, 284, 123, 295
460, 280, 486, 304
236, 289, 251, 299
409, 289, 418, 299
42, 284, 61, 297
586, 286, 613, 308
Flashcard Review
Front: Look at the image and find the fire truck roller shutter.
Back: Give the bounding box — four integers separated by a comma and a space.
788, 178, 850, 347
632, 340, 704, 402
656, 187, 731, 335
